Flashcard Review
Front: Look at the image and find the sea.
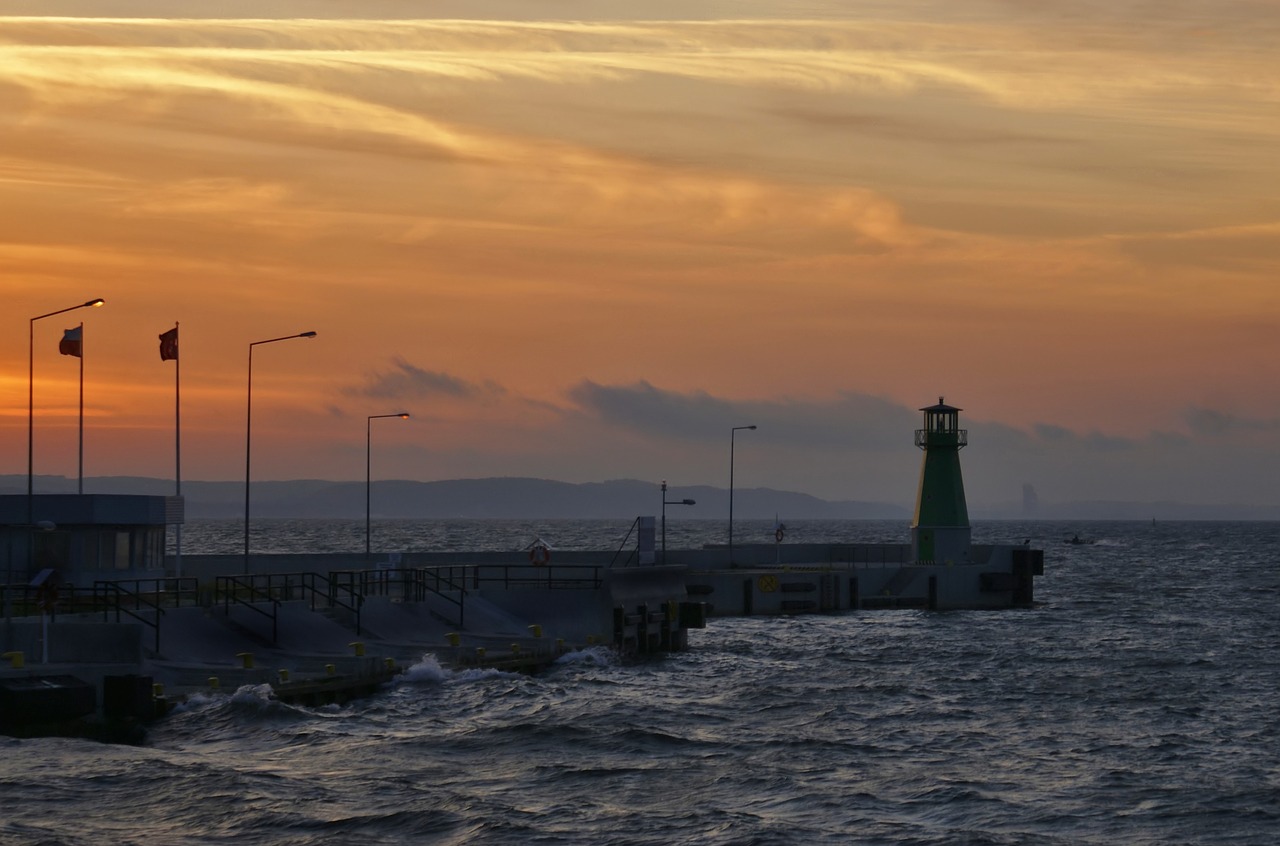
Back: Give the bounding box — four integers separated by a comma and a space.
2, 518, 1277, 845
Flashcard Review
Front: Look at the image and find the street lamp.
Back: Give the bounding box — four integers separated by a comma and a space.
728, 424, 757, 566
28, 298, 104, 525
367, 412, 410, 557
244, 331, 317, 575
661, 480, 696, 565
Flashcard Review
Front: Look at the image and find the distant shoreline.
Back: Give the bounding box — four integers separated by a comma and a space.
5, 475, 1275, 522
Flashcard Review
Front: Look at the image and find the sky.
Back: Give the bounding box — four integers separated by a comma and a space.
2, 1, 1279, 513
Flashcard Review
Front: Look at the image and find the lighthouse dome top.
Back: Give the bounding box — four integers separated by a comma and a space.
919, 396, 962, 413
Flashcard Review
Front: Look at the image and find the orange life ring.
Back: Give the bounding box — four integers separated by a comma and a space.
529, 544, 551, 566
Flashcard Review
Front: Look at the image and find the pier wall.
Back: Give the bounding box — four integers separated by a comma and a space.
3, 620, 141, 664
170, 543, 999, 580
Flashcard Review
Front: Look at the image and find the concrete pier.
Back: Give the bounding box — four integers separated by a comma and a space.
0, 532, 1043, 741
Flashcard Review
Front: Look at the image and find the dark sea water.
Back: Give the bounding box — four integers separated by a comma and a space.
3, 519, 1278, 845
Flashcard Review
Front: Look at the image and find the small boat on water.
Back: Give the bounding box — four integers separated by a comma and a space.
1064, 534, 1094, 546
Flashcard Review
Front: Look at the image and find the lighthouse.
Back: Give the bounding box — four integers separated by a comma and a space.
911, 397, 972, 564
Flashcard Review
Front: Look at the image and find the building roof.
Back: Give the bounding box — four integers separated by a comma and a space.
919, 396, 962, 413
0, 494, 182, 527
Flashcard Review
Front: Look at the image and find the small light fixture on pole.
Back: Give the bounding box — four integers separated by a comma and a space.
367, 412, 410, 557
729, 424, 757, 567
28, 298, 104, 526
244, 331, 317, 575
661, 480, 696, 565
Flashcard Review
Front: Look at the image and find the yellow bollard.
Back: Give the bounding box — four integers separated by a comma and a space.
556, 638, 566, 654
349, 642, 365, 657
528, 624, 543, 638
384, 657, 396, 670
278, 669, 290, 683
2, 651, 24, 669
510, 643, 521, 655
236, 652, 254, 669
153, 682, 164, 698
475, 646, 486, 661
325, 664, 336, 676
445, 632, 460, 647
208, 677, 220, 690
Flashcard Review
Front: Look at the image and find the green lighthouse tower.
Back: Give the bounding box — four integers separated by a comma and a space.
911, 397, 971, 564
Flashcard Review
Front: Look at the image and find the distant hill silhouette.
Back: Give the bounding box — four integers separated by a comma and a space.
1, 475, 910, 520
4, 476, 1274, 520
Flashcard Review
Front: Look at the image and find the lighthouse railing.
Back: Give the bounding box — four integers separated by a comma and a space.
914, 428, 967, 449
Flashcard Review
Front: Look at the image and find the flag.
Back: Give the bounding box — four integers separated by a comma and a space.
159, 326, 179, 361
59, 326, 82, 358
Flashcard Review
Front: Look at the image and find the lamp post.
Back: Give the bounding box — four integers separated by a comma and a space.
244, 331, 317, 575
728, 424, 757, 566
661, 480, 696, 565
367, 412, 410, 557
28, 298, 104, 525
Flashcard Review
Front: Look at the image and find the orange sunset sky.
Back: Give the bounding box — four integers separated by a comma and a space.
2, 1, 1278, 511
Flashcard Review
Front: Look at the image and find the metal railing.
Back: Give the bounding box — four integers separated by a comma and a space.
1, 582, 117, 617
329, 563, 605, 632
609, 518, 642, 567
215, 572, 364, 642
215, 574, 282, 644
1, 582, 68, 618
331, 567, 467, 630
297, 572, 363, 635
94, 578, 198, 653
914, 428, 968, 449
4, 561, 606, 652
469, 563, 604, 591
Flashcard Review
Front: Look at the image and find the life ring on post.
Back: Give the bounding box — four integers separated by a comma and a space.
529, 543, 551, 566
775, 527, 785, 543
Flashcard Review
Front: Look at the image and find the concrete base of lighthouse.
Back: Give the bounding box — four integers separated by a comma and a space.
681, 540, 1044, 614
911, 525, 973, 565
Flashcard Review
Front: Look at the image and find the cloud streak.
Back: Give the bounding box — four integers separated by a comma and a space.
346, 358, 502, 402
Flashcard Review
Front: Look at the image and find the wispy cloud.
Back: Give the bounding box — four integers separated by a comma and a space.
1111, 223, 1280, 273
346, 357, 503, 402
569, 380, 921, 449
1184, 405, 1280, 437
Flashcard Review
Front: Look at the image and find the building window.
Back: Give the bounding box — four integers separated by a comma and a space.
115, 531, 131, 570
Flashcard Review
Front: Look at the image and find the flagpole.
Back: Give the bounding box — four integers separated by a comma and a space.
174, 322, 182, 578
77, 322, 84, 495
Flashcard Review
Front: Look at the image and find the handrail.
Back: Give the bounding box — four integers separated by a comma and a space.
96, 577, 199, 609
470, 563, 604, 590
299, 572, 364, 635
331, 567, 465, 630
609, 517, 642, 568
215, 574, 281, 644
93, 577, 198, 653
217, 572, 364, 639
412, 567, 466, 629
329, 563, 605, 632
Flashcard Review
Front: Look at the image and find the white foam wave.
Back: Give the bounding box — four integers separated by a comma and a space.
166, 689, 227, 714
554, 646, 618, 667
399, 653, 452, 684
229, 683, 277, 705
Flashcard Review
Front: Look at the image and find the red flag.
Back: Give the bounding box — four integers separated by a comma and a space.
59, 326, 82, 358
159, 326, 179, 361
